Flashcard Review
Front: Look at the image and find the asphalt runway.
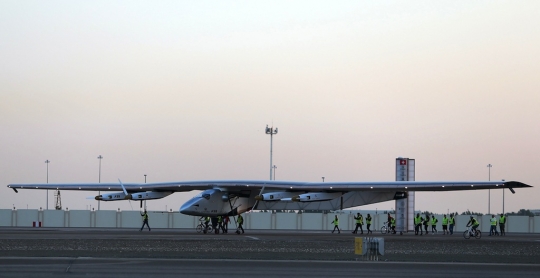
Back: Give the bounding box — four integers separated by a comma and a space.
1, 228, 539, 277
2, 258, 540, 278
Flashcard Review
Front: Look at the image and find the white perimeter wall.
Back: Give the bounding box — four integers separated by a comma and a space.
0, 209, 538, 233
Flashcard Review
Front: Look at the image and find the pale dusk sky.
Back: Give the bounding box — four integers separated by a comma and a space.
1, 1, 539, 214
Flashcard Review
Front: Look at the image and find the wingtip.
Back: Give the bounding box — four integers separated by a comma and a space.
504, 181, 532, 188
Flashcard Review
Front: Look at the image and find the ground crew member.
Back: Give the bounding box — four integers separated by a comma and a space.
359, 213, 364, 234
499, 214, 506, 236
431, 214, 438, 234
217, 216, 223, 234
466, 216, 480, 233
352, 213, 363, 234
331, 215, 340, 234
139, 210, 151, 232
204, 216, 210, 233
223, 215, 230, 233
489, 215, 497, 236
390, 216, 396, 234
423, 215, 430, 235
366, 214, 372, 234
414, 213, 423, 235
449, 213, 455, 235
442, 214, 448, 235
236, 214, 245, 234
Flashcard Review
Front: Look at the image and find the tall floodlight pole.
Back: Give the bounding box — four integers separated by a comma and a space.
265, 125, 278, 180
272, 165, 277, 180
45, 160, 50, 210
98, 155, 103, 211
487, 164, 492, 214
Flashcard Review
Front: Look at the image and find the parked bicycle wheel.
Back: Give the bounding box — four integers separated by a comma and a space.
463, 230, 471, 239
475, 230, 482, 239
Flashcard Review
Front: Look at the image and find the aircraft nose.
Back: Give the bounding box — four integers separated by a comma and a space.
180, 199, 199, 215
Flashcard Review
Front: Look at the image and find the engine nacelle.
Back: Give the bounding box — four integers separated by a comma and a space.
292, 192, 342, 202
254, 192, 299, 201
129, 191, 172, 200
95, 192, 128, 201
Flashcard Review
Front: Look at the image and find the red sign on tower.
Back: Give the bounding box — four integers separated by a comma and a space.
400, 160, 407, 165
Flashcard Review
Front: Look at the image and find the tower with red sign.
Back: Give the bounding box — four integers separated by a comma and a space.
395, 157, 415, 233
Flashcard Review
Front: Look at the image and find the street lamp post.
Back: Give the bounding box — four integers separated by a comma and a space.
265, 125, 278, 181
45, 160, 50, 210
487, 164, 492, 214
272, 165, 277, 180
97, 155, 103, 211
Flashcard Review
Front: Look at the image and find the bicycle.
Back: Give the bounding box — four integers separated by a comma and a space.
463, 225, 482, 239
380, 221, 390, 234
196, 221, 213, 234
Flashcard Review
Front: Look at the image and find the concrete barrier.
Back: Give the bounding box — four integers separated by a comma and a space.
0, 210, 11, 226
507, 216, 529, 233
70, 210, 91, 227
0, 209, 538, 233
43, 210, 64, 227
16, 210, 39, 227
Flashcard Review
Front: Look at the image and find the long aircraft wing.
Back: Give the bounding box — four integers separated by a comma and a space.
7, 180, 531, 193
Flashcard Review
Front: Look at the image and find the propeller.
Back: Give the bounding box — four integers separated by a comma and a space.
118, 179, 134, 211
251, 185, 266, 212
118, 179, 129, 198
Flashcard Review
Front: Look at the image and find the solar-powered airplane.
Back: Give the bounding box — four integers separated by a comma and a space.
7, 179, 531, 216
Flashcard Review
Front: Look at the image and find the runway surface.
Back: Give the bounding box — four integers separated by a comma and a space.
1, 228, 539, 277
2, 258, 540, 278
